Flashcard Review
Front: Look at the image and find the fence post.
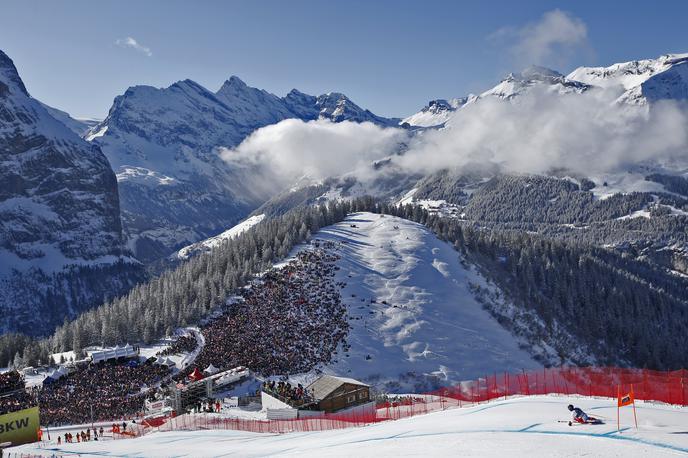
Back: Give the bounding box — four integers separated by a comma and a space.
504, 372, 508, 400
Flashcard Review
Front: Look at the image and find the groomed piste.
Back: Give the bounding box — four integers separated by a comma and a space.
10, 394, 688, 457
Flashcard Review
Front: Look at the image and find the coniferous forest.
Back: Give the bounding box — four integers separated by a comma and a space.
3, 197, 688, 372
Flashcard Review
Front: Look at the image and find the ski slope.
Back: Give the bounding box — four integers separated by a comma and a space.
299, 212, 539, 390
13, 395, 688, 457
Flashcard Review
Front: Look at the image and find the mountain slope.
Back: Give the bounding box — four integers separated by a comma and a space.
402, 66, 589, 127
298, 213, 540, 390
481, 65, 590, 100
38, 101, 99, 136
567, 53, 688, 104
172, 214, 266, 260
404, 53, 688, 127
0, 49, 143, 336
90, 77, 399, 262
401, 97, 474, 128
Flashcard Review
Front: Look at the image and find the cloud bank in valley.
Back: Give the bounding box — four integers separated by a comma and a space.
399, 89, 688, 176
220, 118, 408, 188
221, 89, 688, 189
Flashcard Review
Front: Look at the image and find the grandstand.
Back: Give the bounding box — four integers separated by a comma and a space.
0, 371, 36, 416
168, 366, 250, 414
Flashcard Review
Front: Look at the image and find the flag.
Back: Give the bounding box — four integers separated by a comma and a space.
618, 388, 634, 407
617, 385, 638, 431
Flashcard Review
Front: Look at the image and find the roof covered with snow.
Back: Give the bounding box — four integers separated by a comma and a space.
307, 375, 369, 401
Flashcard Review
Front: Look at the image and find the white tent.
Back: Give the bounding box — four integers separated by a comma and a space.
47, 369, 64, 380
163, 357, 176, 367
155, 356, 166, 365
204, 364, 219, 375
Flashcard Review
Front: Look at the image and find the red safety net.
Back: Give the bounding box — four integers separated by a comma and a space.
112, 367, 688, 438
431, 367, 688, 406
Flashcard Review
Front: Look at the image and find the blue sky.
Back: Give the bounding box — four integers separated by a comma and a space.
1, 0, 687, 119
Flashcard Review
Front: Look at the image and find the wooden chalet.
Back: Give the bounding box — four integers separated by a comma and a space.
306, 375, 370, 413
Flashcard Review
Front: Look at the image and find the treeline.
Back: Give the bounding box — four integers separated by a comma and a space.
394, 207, 688, 370
416, 171, 688, 277
463, 175, 655, 224
646, 173, 688, 197
5, 196, 688, 372
1, 199, 375, 369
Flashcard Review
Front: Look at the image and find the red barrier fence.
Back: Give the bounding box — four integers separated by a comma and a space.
144, 396, 458, 435
431, 367, 688, 407
129, 367, 687, 437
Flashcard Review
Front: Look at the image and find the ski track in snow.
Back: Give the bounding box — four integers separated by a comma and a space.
13, 396, 688, 457
303, 212, 539, 389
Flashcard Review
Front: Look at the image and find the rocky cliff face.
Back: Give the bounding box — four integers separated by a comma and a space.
0, 50, 143, 336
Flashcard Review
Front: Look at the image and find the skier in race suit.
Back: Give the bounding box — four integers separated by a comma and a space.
568, 404, 597, 424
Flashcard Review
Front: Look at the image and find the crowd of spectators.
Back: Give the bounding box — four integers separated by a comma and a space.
262, 380, 312, 406
0, 370, 37, 415
182, 241, 350, 378
158, 334, 198, 357
1, 240, 355, 425
0, 370, 24, 394
0, 389, 36, 415
37, 361, 171, 426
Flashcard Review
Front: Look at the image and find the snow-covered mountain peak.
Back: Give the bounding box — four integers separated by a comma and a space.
568, 53, 688, 90
401, 97, 476, 128
168, 78, 213, 96
223, 74, 248, 87
87, 75, 399, 261
403, 65, 588, 127
216, 75, 261, 96
483, 66, 589, 100
285, 88, 311, 99
315, 92, 399, 126
215, 75, 294, 125
567, 52, 688, 104
0, 50, 28, 96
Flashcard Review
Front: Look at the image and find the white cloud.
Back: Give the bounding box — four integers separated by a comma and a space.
220, 119, 407, 189
115, 37, 152, 57
397, 89, 688, 177
491, 10, 589, 68
221, 91, 688, 193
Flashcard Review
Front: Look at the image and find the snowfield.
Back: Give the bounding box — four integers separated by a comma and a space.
296, 212, 539, 390
12, 395, 688, 457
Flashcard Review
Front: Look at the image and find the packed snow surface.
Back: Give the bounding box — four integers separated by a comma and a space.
301, 213, 539, 389
13, 395, 688, 457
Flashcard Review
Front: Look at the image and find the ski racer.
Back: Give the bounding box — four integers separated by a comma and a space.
567, 404, 599, 424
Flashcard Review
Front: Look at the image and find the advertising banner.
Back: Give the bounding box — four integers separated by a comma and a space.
0, 406, 40, 446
